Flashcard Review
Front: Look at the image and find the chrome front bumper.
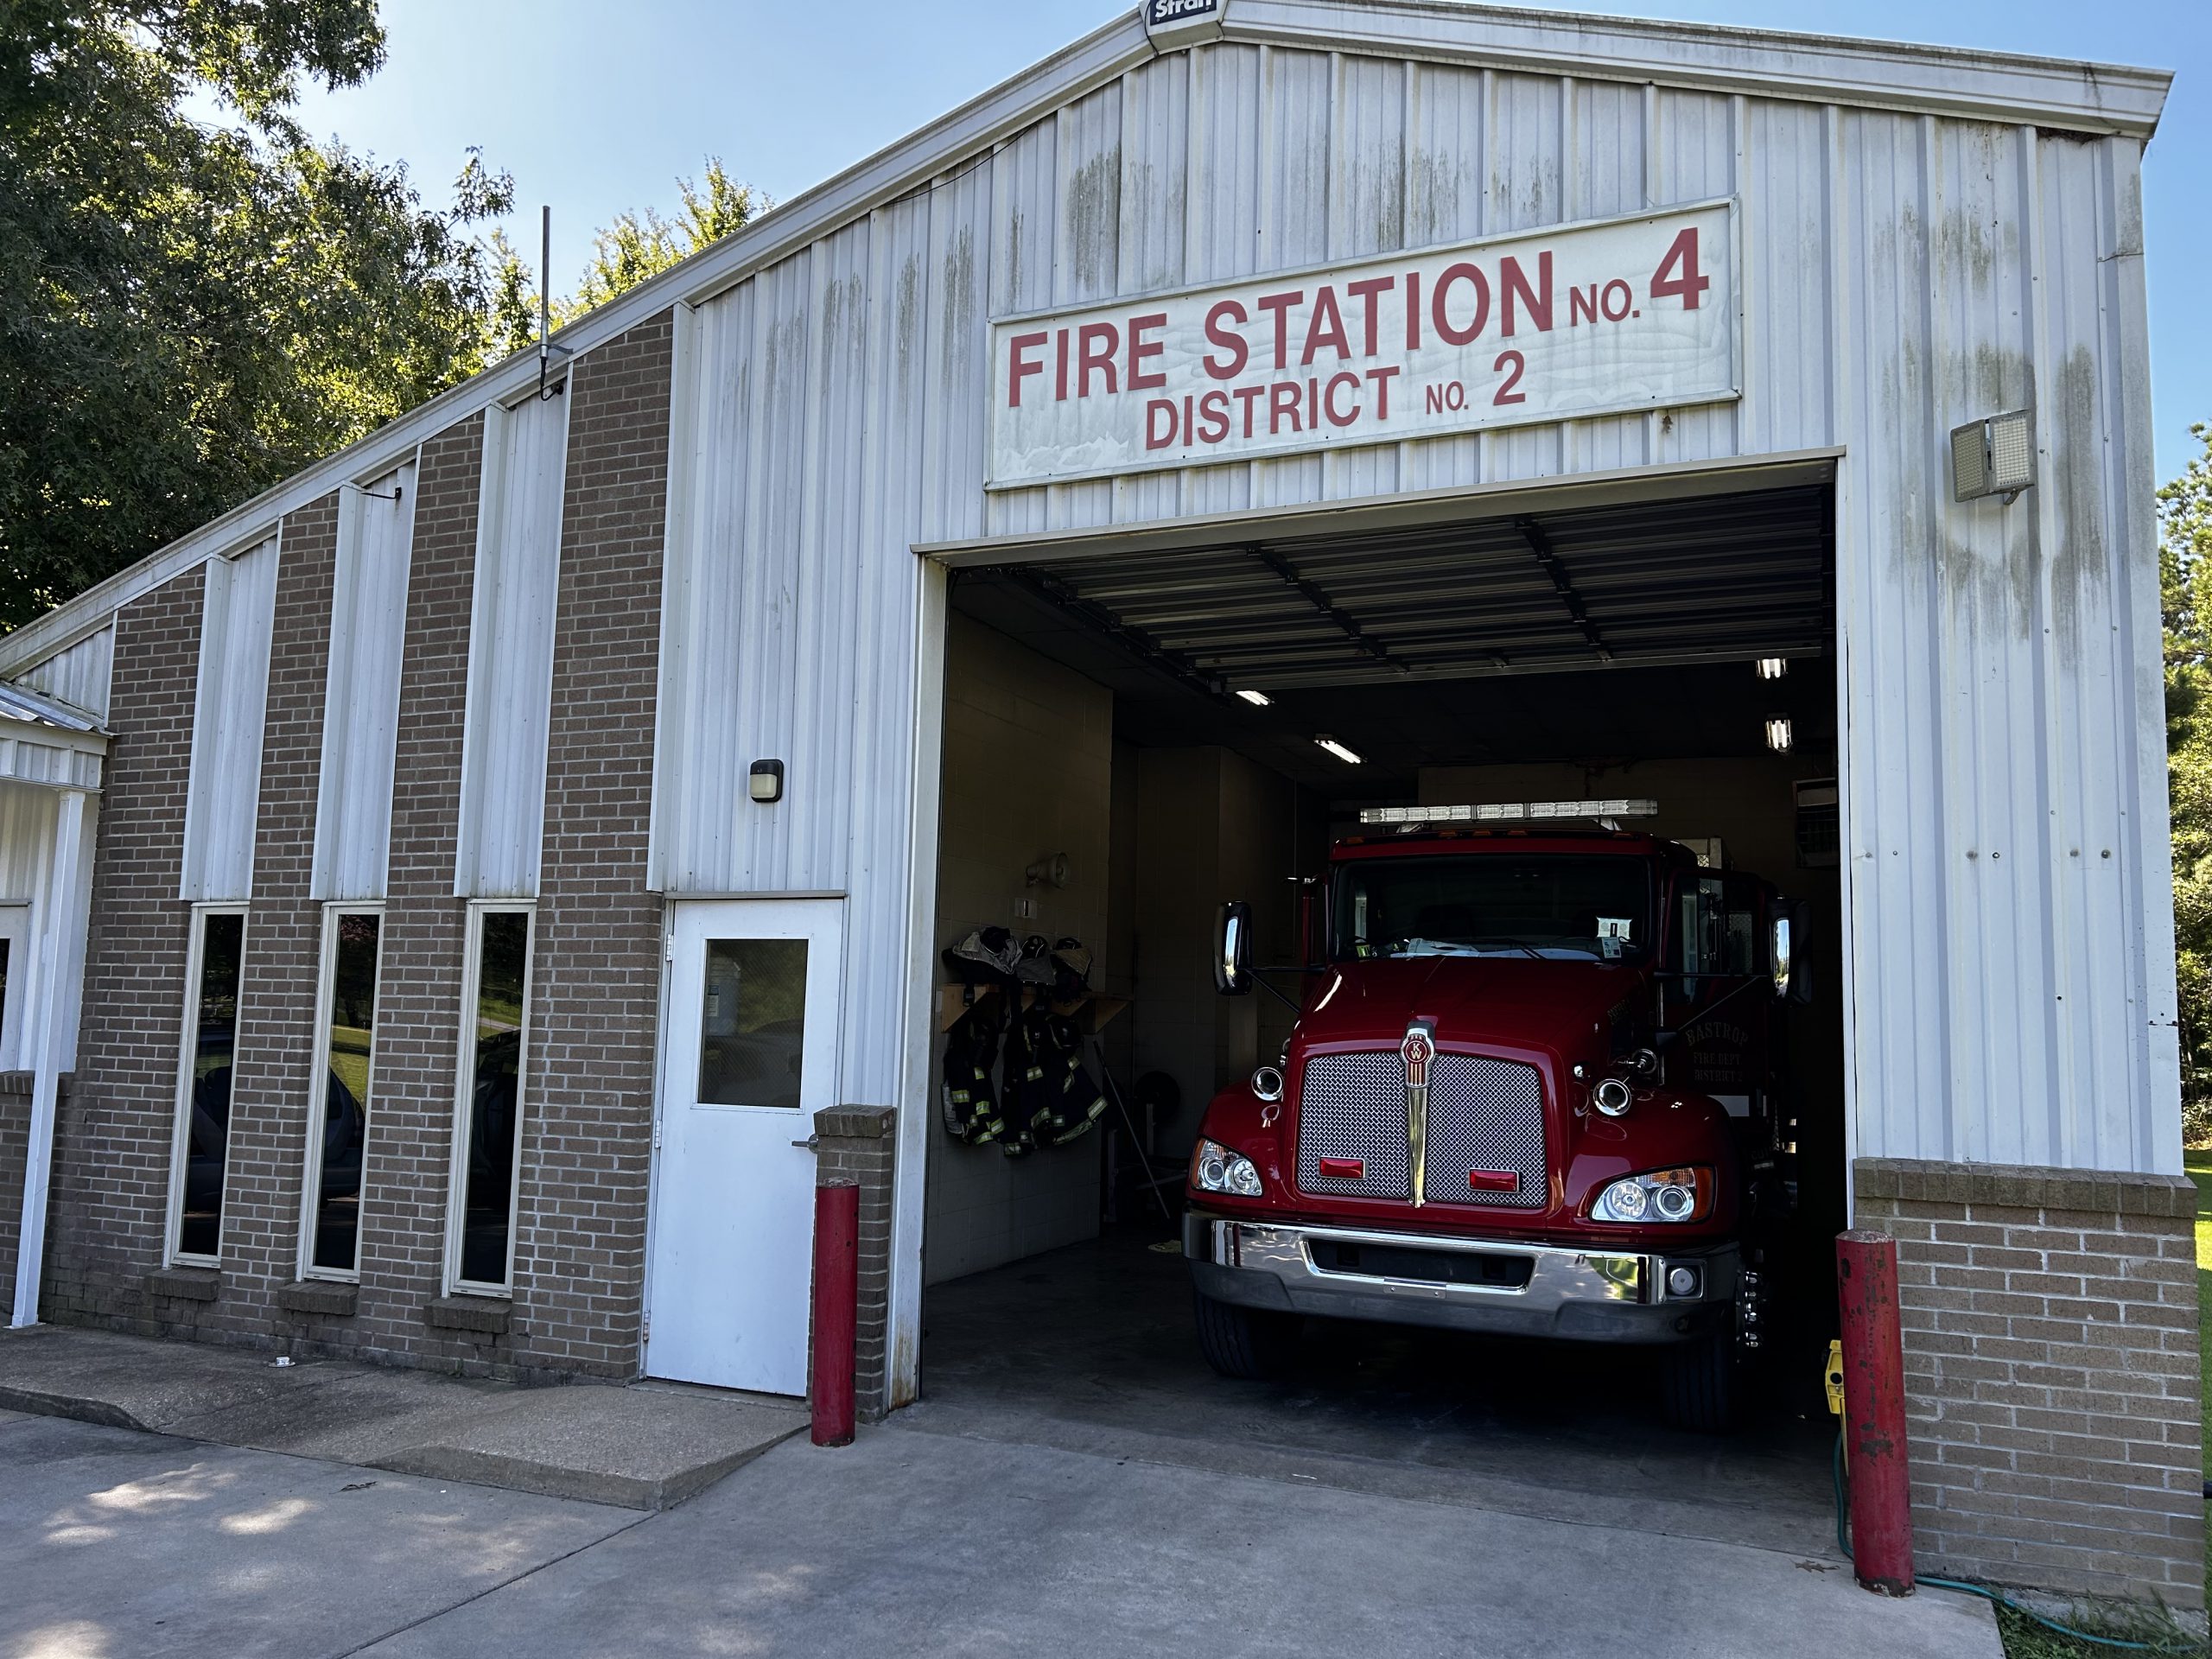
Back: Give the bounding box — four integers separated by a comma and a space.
1184, 1211, 1740, 1344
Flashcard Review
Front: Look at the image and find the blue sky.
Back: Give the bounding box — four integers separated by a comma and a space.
282, 0, 2207, 482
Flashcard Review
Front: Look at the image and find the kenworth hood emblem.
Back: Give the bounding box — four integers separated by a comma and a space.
1402, 1021, 1436, 1206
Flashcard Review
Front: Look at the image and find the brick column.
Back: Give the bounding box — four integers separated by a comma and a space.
353, 413, 489, 1371
221, 492, 340, 1347
45, 571, 204, 1335
1854, 1157, 2202, 1608
813, 1106, 898, 1421
518, 309, 672, 1378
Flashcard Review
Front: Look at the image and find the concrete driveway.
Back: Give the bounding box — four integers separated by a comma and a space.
1, 1404, 1998, 1659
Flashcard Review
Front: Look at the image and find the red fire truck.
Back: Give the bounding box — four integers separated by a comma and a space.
1185, 800, 1809, 1430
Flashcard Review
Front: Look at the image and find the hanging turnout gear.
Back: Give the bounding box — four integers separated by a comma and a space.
1001, 1000, 1046, 1158
943, 926, 1022, 1001
940, 996, 1008, 1145
1011, 1002, 1108, 1148
1048, 938, 1093, 1003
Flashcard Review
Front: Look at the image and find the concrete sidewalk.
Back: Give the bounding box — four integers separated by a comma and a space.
0, 1324, 807, 1509
0, 1406, 2001, 1658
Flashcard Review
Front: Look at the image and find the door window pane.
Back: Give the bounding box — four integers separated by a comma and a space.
458, 910, 530, 1287
177, 912, 244, 1259
698, 938, 807, 1109
310, 912, 380, 1274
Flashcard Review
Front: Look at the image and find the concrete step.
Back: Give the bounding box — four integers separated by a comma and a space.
0, 1324, 807, 1509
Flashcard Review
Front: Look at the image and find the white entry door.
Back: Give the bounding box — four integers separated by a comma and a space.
646, 898, 844, 1395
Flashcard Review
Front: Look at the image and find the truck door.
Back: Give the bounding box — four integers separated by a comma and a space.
1663, 872, 1768, 1116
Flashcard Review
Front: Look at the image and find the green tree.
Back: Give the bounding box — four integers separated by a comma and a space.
2161, 422, 2212, 1135
1, 0, 518, 629
488, 160, 769, 359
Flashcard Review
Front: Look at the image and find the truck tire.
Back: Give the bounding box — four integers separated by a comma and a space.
1192, 1291, 1300, 1380
1660, 1331, 1739, 1433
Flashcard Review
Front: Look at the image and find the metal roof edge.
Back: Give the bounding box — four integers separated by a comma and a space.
0, 9, 1157, 679
1228, 0, 2170, 138
0, 682, 108, 739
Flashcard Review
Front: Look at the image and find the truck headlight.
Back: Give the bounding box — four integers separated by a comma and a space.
1592, 1167, 1713, 1224
1192, 1138, 1264, 1198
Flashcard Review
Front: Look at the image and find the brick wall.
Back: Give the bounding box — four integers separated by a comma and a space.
816, 1106, 899, 1420
213, 491, 343, 1349
41, 571, 203, 1332
1854, 1158, 2203, 1608
348, 414, 498, 1369
512, 312, 672, 1376
0, 1071, 72, 1319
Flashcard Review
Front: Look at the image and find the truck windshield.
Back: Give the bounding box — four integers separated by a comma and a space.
1333, 854, 1654, 962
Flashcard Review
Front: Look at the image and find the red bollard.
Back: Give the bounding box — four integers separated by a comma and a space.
1836, 1230, 1915, 1595
810, 1180, 859, 1447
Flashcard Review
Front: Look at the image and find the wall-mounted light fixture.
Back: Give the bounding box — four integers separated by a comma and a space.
1757, 657, 1789, 681
1025, 853, 1071, 889
1315, 736, 1363, 766
749, 759, 785, 804
1951, 409, 2036, 505
1764, 717, 1794, 754
1236, 689, 1273, 707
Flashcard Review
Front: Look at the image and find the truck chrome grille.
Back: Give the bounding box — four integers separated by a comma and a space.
1428, 1054, 1547, 1210
1296, 1052, 1411, 1198
1295, 1052, 1546, 1209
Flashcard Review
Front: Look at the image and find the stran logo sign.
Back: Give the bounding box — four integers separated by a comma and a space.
1146, 0, 1222, 26
987, 200, 1738, 490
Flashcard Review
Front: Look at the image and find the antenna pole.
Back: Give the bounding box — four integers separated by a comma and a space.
537, 204, 552, 398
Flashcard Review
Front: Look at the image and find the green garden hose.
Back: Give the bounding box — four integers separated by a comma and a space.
1832, 1432, 2192, 1654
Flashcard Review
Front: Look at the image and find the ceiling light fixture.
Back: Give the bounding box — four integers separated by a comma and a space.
1236, 689, 1273, 707
1764, 717, 1794, 754
1757, 658, 1788, 681
1315, 736, 1363, 766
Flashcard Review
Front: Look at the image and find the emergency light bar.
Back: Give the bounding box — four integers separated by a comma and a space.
1358, 799, 1660, 827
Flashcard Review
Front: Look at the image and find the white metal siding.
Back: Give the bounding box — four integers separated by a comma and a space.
0, 779, 98, 1070
653, 36, 2172, 1174
181, 536, 278, 901
455, 396, 569, 898
311, 464, 416, 901
13, 628, 112, 723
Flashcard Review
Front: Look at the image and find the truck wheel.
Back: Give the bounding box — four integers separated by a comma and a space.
1192, 1292, 1300, 1380
1660, 1332, 1739, 1433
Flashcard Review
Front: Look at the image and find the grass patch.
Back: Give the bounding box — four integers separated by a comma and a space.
1995, 1599, 2205, 1656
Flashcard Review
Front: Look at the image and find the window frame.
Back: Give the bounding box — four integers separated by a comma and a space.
165, 902, 247, 1268
298, 900, 385, 1284
443, 899, 537, 1298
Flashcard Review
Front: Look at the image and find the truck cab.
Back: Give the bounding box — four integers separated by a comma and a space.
1183, 800, 1808, 1430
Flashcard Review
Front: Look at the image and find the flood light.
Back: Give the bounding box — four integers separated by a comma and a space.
749, 759, 785, 804
1757, 658, 1788, 681
1764, 717, 1794, 754
1236, 689, 1273, 707
1315, 736, 1363, 765
1951, 409, 2036, 503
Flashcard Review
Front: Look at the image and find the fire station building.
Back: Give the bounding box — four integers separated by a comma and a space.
0, 0, 2192, 1608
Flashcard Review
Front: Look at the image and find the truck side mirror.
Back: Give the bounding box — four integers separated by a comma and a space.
1771, 901, 1815, 1005
1216, 900, 1254, 996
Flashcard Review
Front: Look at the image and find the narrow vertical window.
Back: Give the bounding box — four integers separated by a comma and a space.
168, 907, 245, 1263
0, 904, 29, 1069
448, 905, 532, 1293
303, 906, 382, 1279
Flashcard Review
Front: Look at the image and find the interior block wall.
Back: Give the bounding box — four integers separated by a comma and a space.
926, 613, 1111, 1287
